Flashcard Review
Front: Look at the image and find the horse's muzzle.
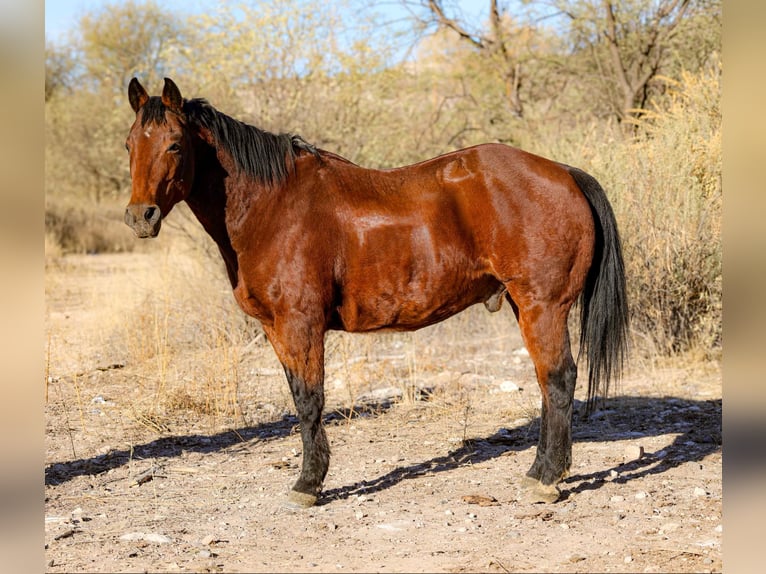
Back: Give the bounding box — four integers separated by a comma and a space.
124, 204, 162, 238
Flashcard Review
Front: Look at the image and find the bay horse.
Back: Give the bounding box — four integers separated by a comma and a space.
124, 77, 629, 507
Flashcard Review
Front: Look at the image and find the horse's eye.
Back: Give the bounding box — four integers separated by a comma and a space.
125, 142, 130, 152
167, 142, 182, 153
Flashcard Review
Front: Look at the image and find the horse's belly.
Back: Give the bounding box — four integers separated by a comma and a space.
334, 274, 501, 332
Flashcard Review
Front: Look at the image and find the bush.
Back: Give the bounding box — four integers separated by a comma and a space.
619, 65, 722, 356
45, 198, 136, 255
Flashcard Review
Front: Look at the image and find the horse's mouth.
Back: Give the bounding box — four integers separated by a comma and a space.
132, 224, 161, 238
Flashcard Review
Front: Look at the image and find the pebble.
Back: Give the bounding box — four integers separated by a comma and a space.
624, 555, 633, 563
201, 534, 216, 545
635, 491, 649, 500
119, 532, 172, 544
624, 445, 645, 461
693, 487, 708, 497
499, 381, 520, 392
610, 495, 624, 503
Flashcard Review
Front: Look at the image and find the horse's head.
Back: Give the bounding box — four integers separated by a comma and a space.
124, 77, 195, 238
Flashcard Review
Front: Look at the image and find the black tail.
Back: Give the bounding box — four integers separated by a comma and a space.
567, 167, 629, 413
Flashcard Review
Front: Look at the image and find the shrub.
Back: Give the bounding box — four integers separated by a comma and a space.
45, 198, 136, 255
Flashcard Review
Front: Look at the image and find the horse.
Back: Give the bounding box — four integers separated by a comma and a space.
124, 77, 629, 507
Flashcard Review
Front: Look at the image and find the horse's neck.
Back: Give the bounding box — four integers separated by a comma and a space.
185, 142, 241, 287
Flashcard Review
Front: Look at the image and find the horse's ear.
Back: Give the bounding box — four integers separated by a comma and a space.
128, 78, 149, 113
162, 78, 183, 113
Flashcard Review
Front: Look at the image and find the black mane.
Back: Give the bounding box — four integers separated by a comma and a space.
139, 96, 319, 185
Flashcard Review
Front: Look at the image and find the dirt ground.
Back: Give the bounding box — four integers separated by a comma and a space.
44, 252, 722, 573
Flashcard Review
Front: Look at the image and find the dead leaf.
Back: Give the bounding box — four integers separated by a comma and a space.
462, 494, 499, 506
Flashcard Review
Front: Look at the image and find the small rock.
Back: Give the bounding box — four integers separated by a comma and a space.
356, 387, 403, 404
635, 491, 649, 500
119, 532, 172, 544
714, 524, 722, 533
499, 381, 520, 392
610, 495, 625, 503
119, 532, 145, 541
693, 487, 708, 497
568, 554, 586, 563
624, 555, 633, 563
624, 445, 645, 461
144, 533, 173, 544
201, 534, 216, 545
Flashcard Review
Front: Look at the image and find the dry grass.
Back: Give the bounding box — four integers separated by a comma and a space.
45, 196, 138, 255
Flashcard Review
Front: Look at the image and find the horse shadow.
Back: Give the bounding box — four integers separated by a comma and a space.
45, 396, 721, 502
321, 395, 721, 502
44, 403, 392, 487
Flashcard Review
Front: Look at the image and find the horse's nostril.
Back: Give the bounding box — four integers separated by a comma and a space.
144, 206, 158, 223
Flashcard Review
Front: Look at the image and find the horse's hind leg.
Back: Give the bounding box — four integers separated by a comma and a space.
512, 299, 577, 503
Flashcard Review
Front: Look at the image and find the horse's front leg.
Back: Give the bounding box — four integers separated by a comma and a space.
263, 317, 329, 508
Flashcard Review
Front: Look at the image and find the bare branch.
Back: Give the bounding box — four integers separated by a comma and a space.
425, 0, 486, 49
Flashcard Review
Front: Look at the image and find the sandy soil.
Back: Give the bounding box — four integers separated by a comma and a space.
44, 253, 722, 573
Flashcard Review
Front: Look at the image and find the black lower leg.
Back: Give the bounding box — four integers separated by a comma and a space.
536, 361, 576, 485
285, 369, 330, 497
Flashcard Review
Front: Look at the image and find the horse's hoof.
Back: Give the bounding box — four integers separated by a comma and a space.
521, 479, 561, 503
521, 475, 540, 489
286, 490, 318, 509
529, 483, 561, 503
